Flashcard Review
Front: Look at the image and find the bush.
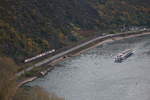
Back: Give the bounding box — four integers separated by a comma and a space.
0, 57, 18, 100
13, 86, 64, 100
109, 30, 116, 34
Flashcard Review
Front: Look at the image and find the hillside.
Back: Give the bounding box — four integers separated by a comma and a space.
0, 0, 149, 62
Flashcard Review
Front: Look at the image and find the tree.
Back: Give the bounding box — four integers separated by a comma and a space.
13, 86, 64, 100
0, 57, 18, 100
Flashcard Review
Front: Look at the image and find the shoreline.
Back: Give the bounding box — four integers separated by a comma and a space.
18, 30, 150, 87
49, 31, 150, 66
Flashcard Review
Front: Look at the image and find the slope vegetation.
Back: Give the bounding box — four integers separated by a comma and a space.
0, 0, 149, 62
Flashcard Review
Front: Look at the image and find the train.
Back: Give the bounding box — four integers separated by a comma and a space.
24, 49, 55, 63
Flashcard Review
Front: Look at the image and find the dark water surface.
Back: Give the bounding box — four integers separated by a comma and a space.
28, 34, 150, 100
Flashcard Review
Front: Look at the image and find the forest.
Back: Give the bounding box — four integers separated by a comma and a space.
0, 0, 149, 62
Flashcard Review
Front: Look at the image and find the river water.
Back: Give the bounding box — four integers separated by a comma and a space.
28, 34, 150, 100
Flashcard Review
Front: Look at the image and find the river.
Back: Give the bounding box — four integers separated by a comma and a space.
28, 34, 150, 100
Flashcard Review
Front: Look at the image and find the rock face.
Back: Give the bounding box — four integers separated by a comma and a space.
0, 0, 149, 62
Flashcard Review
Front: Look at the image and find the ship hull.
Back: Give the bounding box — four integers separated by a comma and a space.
114, 50, 133, 63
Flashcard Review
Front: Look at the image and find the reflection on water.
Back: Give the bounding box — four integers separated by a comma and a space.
28, 34, 150, 100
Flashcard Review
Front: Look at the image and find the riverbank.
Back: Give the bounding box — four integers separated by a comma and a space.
18, 30, 150, 87
28, 31, 150, 100
49, 31, 150, 66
